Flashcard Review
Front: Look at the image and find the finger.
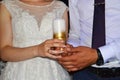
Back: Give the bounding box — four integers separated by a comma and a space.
52, 43, 66, 48
63, 65, 75, 69
58, 55, 75, 62
45, 43, 65, 53
70, 47, 81, 53
47, 53, 62, 59
53, 39, 65, 43
47, 42, 66, 50
59, 60, 74, 66
49, 49, 64, 54
68, 68, 79, 72
67, 52, 73, 56
61, 65, 78, 72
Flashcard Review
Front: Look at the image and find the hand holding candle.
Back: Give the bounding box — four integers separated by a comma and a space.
52, 18, 67, 55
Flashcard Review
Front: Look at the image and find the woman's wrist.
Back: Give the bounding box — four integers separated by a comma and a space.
33, 45, 39, 57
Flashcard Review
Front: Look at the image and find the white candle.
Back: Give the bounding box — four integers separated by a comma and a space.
53, 18, 66, 41
53, 18, 66, 34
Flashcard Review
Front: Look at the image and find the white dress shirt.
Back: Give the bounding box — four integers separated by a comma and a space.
68, 0, 120, 68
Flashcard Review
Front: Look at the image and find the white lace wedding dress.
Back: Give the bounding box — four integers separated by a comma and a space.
0, 0, 70, 80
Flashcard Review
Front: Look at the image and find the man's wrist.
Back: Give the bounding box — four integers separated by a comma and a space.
96, 49, 104, 66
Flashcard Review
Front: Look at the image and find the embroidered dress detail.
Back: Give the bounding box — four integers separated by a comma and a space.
0, 0, 70, 80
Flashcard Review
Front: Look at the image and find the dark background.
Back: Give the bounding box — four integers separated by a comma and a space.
60, 0, 68, 6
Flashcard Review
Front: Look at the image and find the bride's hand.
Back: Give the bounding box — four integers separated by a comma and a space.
37, 39, 66, 59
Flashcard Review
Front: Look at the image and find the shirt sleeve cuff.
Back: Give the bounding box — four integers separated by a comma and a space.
99, 43, 116, 63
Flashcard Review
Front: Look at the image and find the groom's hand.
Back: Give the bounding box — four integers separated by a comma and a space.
58, 46, 98, 72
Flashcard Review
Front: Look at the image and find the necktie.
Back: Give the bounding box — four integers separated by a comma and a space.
92, 0, 105, 49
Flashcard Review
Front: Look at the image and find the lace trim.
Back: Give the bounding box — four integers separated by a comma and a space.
16, 0, 55, 8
